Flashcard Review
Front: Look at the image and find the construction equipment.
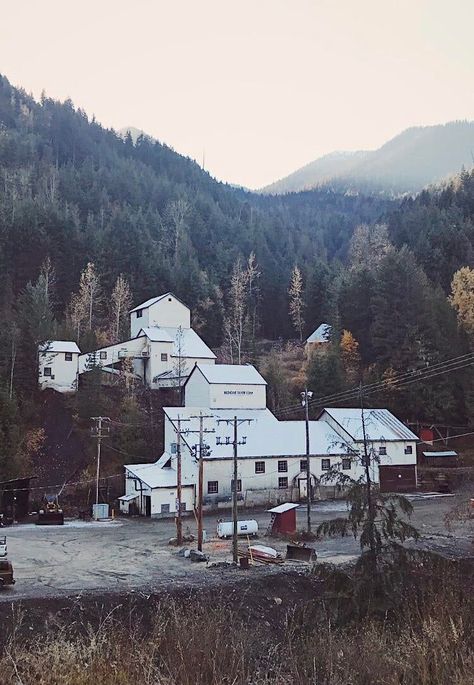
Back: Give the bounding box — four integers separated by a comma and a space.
36, 494, 64, 525
0, 536, 15, 587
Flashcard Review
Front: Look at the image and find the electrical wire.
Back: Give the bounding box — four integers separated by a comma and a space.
274, 352, 474, 418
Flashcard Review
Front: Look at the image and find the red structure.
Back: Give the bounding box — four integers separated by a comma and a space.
268, 503, 299, 535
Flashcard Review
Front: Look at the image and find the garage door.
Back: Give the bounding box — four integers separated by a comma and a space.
379, 465, 417, 493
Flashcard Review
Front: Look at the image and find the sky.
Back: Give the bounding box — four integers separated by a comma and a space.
0, 0, 473, 189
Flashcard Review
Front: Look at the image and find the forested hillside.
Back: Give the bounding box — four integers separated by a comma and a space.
1, 73, 474, 482
262, 121, 474, 196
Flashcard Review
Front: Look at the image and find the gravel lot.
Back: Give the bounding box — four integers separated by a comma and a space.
1, 494, 472, 602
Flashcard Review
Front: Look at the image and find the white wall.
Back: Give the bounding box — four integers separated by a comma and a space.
209, 383, 266, 409
130, 308, 150, 338
38, 351, 79, 393
184, 368, 266, 409
184, 367, 210, 406
130, 295, 191, 338
147, 340, 175, 387
148, 296, 190, 329
124, 472, 194, 517
78, 336, 149, 374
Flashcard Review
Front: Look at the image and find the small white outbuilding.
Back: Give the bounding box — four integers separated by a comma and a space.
38, 341, 81, 393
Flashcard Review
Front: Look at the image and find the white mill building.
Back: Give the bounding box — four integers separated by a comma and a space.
120, 363, 418, 518
38, 293, 215, 392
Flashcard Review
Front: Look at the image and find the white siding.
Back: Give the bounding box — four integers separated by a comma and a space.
130, 308, 150, 338
146, 296, 190, 332
209, 383, 266, 409
184, 367, 211, 406
38, 351, 79, 393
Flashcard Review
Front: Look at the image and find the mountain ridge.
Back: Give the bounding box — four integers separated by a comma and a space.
261, 121, 474, 196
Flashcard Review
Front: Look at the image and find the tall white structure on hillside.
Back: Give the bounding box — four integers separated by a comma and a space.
38, 292, 215, 392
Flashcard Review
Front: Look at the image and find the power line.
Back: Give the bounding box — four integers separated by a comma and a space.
275, 352, 474, 418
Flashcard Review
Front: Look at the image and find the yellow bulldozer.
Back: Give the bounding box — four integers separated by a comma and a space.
36, 494, 64, 525
0, 536, 15, 588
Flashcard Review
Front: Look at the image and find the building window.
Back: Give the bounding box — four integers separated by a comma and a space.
255, 461, 265, 474
300, 459, 307, 472
379, 446, 387, 456
44, 367, 52, 377
278, 477, 288, 489
207, 481, 218, 494
161, 504, 170, 514
231, 479, 242, 493
99, 351, 107, 360
65, 352, 73, 361
278, 460, 288, 473
170, 443, 177, 454
321, 458, 331, 470
136, 310, 143, 318
404, 445, 413, 455
161, 353, 168, 362
342, 458, 351, 470
180, 502, 186, 512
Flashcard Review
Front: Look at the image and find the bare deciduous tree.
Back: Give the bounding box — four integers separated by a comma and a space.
109, 274, 133, 343
224, 258, 248, 364
167, 198, 190, 264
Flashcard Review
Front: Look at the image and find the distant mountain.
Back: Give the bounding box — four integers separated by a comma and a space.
118, 126, 149, 143
262, 121, 474, 195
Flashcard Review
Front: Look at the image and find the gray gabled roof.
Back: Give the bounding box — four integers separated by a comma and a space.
306, 323, 332, 344
129, 292, 190, 313
39, 340, 81, 354
189, 363, 266, 385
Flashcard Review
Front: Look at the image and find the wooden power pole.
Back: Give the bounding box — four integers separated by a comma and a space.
91, 416, 110, 519
216, 416, 255, 564
301, 388, 313, 533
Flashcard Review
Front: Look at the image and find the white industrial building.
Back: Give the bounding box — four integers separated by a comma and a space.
38, 292, 215, 392
120, 363, 418, 518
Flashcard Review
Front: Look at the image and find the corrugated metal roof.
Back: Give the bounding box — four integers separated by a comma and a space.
267, 503, 300, 514
137, 327, 174, 343
193, 363, 266, 385
322, 407, 418, 441
164, 407, 346, 458
124, 462, 195, 489
422, 451, 457, 457
136, 327, 216, 359
118, 493, 138, 502
39, 340, 81, 354
306, 323, 332, 343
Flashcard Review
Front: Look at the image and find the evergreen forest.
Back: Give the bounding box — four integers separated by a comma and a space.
1, 73, 474, 480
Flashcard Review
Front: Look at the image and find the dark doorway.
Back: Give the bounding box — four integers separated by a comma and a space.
144, 495, 151, 517
379, 465, 416, 493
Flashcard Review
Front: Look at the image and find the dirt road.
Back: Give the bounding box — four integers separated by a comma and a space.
1, 495, 472, 602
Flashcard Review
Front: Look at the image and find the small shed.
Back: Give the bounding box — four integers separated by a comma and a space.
422, 450, 458, 467
0, 477, 35, 523
268, 503, 299, 535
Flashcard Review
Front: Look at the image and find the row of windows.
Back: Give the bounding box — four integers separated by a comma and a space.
207, 461, 353, 495
379, 445, 413, 455
255, 458, 352, 474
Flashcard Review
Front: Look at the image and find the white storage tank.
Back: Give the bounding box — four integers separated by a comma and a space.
217, 519, 258, 539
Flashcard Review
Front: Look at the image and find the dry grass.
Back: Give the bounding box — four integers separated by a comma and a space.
2, 559, 474, 685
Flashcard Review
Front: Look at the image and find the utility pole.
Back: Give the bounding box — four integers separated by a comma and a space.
301, 388, 313, 533
189, 412, 215, 552
91, 416, 110, 519
167, 414, 192, 546
216, 416, 255, 564
176, 415, 183, 545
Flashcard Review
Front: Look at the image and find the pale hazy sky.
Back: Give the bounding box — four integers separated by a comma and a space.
1, 0, 473, 188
